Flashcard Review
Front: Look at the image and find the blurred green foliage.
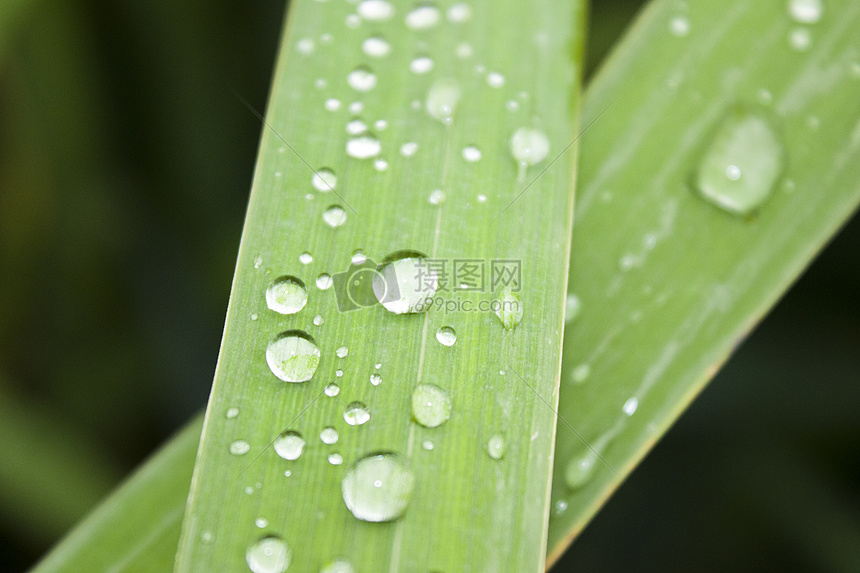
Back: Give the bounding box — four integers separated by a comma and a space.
0, 0, 856, 571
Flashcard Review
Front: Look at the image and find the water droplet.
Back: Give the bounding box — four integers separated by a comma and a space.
462, 145, 482, 162
299, 252, 314, 265
314, 78, 327, 90
346, 118, 368, 135
456, 42, 473, 58
374, 119, 388, 130
789, 27, 812, 51
487, 435, 506, 460
346, 134, 382, 159
344, 401, 371, 426
405, 3, 440, 29
254, 256, 264, 269
411, 384, 452, 428
347, 66, 377, 92
564, 294, 581, 323
373, 252, 437, 314
426, 78, 460, 124
788, 0, 823, 23
296, 38, 315, 55
335, 369, 344, 377
328, 452, 344, 465
323, 205, 348, 227
362, 36, 391, 57
349, 101, 364, 114
487, 72, 505, 88
410, 56, 434, 74
433, 325, 457, 347
320, 427, 339, 445
357, 0, 394, 21
226, 407, 240, 419
316, 273, 333, 290
669, 15, 690, 37
510, 127, 550, 166
623, 397, 639, 416
336, 346, 349, 358
447, 2, 471, 22
375, 363, 382, 369
345, 13, 361, 29
506, 99, 520, 112
313, 314, 324, 326
571, 363, 590, 383
422, 440, 435, 451
283, 470, 292, 477
255, 517, 268, 529
230, 440, 251, 455
246, 536, 291, 573
428, 189, 446, 205
351, 249, 367, 264
400, 141, 419, 157
374, 158, 389, 171
266, 276, 308, 315
494, 287, 523, 330
565, 450, 598, 489
320, 559, 355, 573
325, 98, 342, 111
266, 331, 321, 383
694, 108, 784, 215
324, 383, 340, 397
201, 530, 213, 543
370, 373, 382, 386
273, 431, 306, 460
553, 499, 568, 516
244, 486, 254, 495
341, 453, 415, 522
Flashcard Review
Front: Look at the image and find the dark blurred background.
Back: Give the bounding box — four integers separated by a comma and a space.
0, 1, 856, 571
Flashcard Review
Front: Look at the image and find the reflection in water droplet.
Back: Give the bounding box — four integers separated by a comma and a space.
373, 253, 437, 314
435, 326, 457, 346
495, 287, 523, 330
362, 36, 391, 57
320, 427, 339, 445
274, 431, 306, 460
411, 384, 452, 428
266, 331, 321, 383
405, 3, 440, 29
347, 66, 377, 92
323, 206, 348, 227
346, 134, 382, 159
246, 536, 291, 573
788, 0, 823, 23
230, 440, 251, 456
487, 435, 506, 459
316, 274, 333, 290
312, 168, 337, 192
266, 277, 308, 315
426, 78, 461, 124
344, 402, 371, 426
694, 108, 783, 216
510, 127, 550, 166
565, 294, 581, 323
462, 145, 482, 162
324, 383, 340, 397
341, 453, 415, 522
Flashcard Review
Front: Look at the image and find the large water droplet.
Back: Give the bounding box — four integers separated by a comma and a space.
435, 326, 457, 346
346, 134, 382, 159
347, 66, 377, 92
344, 401, 371, 426
373, 252, 437, 314
312, 168, 337, 192
788, 0, 823, 23
266, 331, 321, 383
405, 3, 441, 29
341, 453, 415, 522
362, 36, 391, 58
320, 427, 339, 445
487, 435, 506, 459
266, 277, 308, 315
230, 440, 251, 456
411, 384, 452, 428
426, 78, 460, 124
694, 108, 784, 215
510, 128, 550, 166
273, 431, 306, 460
320, 559, 355, 573
357, 0, 394, 21
246, 536, 292, 573
323, 205, 348, 227
494, 287, 523, 330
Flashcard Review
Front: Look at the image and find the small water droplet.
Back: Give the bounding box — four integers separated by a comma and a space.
244, 486, 254, 495
789, 27, 812, 51
346, 134, 382, 159
565, 450, 598, 489
266, 276, 308, 315
362, 36, 391, 57
446, 2, 471, 22
669, 15, 690, 37
486, 71, 505, 88
506, 99, 520, 112
323, 205, 348, 227
374, 158, 389, 171
266, 331, 321, 383
373, 252, 437, 314
357, 0, 394, 21
400, 141, 419, 157
694, 108, 784, 216
788, 0, 823, 23
571, 363, 590, 383
320, 559, 356, 573
299, 252, 314, 265
564, 294, 581, 323
336, 346, 349, 358
254, 256, 264, 269
255, 517, 268, 529
201, 530, 213, 543
462, 145, 482, 162
320, 427, 339, 445
230, 440, 251, 455
487, 435, 506, 459
477, 194, 487, 203
335, 369, 344, 377
346, 118, 368, 135
375, 363, 382, 370
375, 119, 388, 130
410, 56, 434, 74
316, 274, 333, 290
422, 440, 435, 451
246, 536, 291, 573
347, 66, 377, 92
273, 431, 306, 461
435, 326, 457, 346
428, 189, 446, 205
495, 287, 523, 330
344, 401, 371, 426
405, 3, 440, 29
411, 384, 452, 428
349, 101, 364, 114
324, 383, 340, 397
328, 452, 344, 465
370, 373, 382, 386
313, 314, 324, 326
226, 407, 240, 419
510, 127, 550, 167
351, 250, 366, 264
296, 38, 315, 55
345, 13, 361, 28
426, 78, 460, 124
341, 453, 415, 522
623, 397, 639, 416
325, 98, 342, 111
553, 499, 568, 516
314, 78, 327, 90
284, 470, 292, 477
456, 42, 473, 58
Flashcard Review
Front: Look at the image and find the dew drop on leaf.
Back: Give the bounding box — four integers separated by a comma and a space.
273, 431, 306, 460
344, 401, 371, 426
323, 205, 348, 227
265, 276, 308, 315
487, 435, 506, 459
341, 453, 415, 522
435, 326, 457, 346
266, 331, 321, 383
229, 440, 250, 456
411, 384, 452, 428
246, 536, 291, 573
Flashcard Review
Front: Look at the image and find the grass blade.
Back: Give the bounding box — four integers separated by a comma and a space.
547, 0, 860, 562
175, 1, 585, 571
